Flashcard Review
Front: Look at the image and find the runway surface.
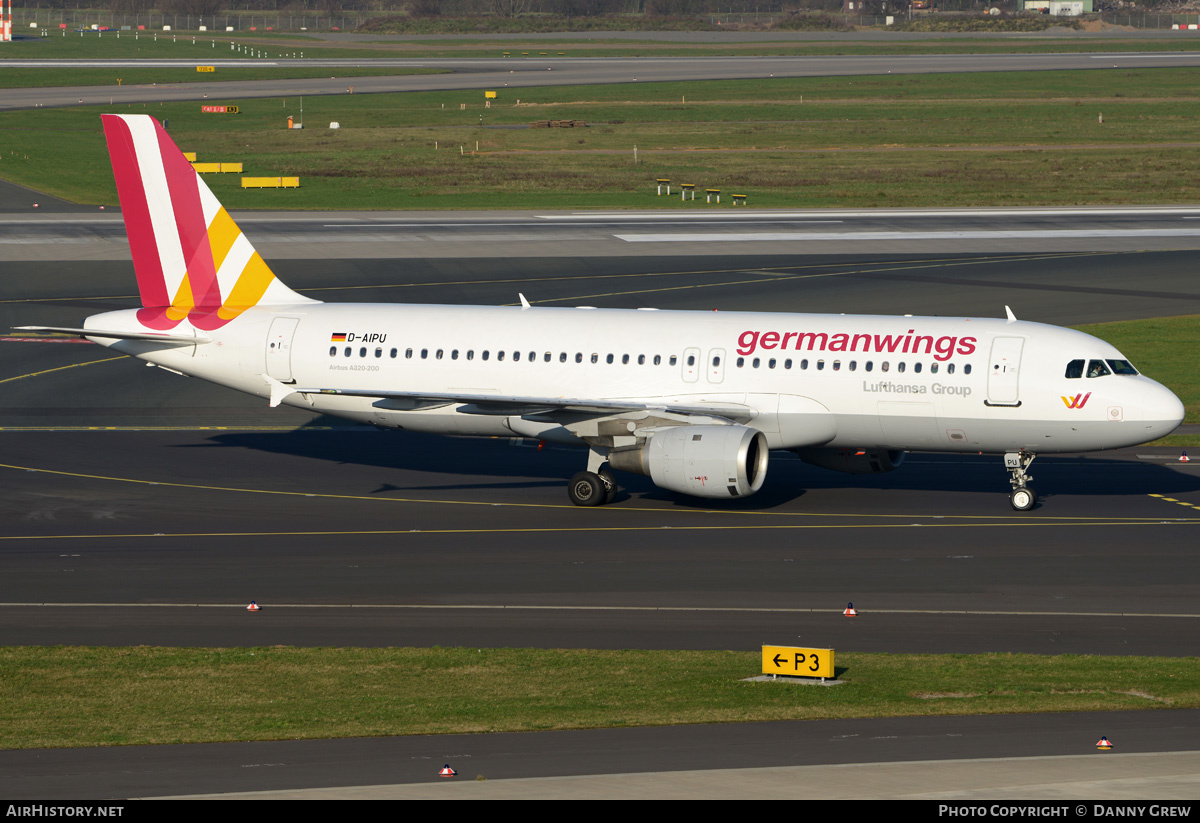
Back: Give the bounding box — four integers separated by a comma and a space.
3, 51, 1200, 110
8, 207, 1200, 264
4, 712, 1199, 799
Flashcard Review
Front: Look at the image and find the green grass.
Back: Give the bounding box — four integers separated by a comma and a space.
2, 647, 1196, 749
1075, 314, 1200, 427
2, 69, 1200, 209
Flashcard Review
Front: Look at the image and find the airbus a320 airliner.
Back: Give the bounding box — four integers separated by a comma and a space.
20, 115, 1185, 510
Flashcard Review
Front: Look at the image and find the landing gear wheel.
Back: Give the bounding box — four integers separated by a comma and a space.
598, 468, 618, 504
1004, 451, 1038, 511
568, 471, 607, 507
1010, 487, 1037, 511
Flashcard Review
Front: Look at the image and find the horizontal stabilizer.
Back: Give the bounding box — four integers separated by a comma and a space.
14, 326, 211, 345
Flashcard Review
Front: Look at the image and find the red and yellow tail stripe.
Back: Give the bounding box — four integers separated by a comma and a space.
101, 114, 315, 332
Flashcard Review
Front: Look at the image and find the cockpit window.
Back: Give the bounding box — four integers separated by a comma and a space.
1106, 359, 1138, 376
1065, 359, 1084, 379
1087, 359, 1112, 378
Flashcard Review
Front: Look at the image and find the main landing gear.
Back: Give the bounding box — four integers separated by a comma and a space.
1005, 450, 1037, 511
567, 449, 618, 507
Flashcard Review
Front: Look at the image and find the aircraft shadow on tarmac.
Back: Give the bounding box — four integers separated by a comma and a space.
177, 426, 1200, 510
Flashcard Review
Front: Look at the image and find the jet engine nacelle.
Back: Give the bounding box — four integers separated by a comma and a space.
792, 447, 906, 474
608, 425, 769, 499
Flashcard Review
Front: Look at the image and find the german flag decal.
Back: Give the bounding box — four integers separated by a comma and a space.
331, 332, 347, 342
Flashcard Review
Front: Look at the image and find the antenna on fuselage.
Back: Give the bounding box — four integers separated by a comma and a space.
519, 293, 531, 310
1004, 305, 1017, 323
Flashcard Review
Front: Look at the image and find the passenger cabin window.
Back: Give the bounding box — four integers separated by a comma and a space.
1087, 359, 1111, 378
1065, 359, 1084, 379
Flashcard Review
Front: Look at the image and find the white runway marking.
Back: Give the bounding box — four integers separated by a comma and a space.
616, 229, 1200, 243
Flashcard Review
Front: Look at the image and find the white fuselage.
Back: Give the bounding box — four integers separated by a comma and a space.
83, 303, 1183, 455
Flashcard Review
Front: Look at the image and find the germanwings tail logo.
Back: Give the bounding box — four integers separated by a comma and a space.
1062, 392, 1092, 409
101, 114, 315, 331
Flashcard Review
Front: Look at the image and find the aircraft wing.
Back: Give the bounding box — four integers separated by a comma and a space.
14, 326, 211, 345
282, 383, 754, 421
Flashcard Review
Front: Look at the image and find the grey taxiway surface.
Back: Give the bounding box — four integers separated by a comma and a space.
3, 196, 1200, 797
4, 51, 1200, 110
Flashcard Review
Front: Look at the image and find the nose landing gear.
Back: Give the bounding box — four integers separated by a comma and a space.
1005, 450, 1037, 511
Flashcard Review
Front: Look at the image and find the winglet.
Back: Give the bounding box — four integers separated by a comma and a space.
1004, 305, 1017, 324
519, 293, 531, 310
262, 373, 297, 408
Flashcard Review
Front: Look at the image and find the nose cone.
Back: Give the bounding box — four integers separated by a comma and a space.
1138, 378, 1185, 441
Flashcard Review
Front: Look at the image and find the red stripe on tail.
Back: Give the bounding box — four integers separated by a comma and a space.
101, 115, 171, 313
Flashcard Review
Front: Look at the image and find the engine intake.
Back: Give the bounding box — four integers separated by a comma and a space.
608, 425, 769, 499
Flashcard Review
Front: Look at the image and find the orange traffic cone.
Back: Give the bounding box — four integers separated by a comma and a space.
844, 602, 857, 616
439, 764, 457, 777
1096, 736, 1113, 750
246, 601, 261, 611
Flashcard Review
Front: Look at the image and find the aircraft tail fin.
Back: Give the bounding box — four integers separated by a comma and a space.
101, 114, 317, 332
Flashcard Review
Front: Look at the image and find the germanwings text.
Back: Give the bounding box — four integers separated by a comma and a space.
737, 329, 978, 362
